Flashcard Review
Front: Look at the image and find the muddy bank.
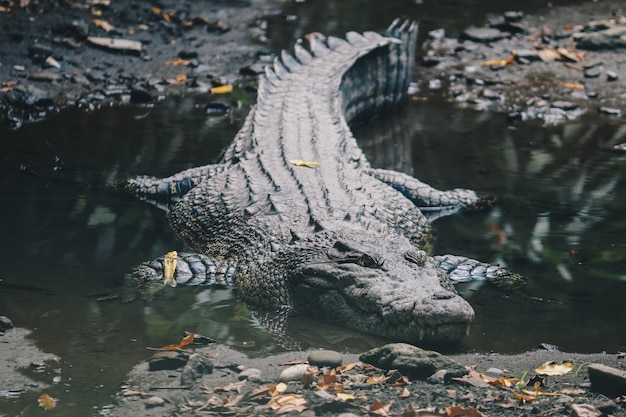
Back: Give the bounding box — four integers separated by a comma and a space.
418, 2, 626, 124
107, 342, 626, 416
0, 0, 285, 129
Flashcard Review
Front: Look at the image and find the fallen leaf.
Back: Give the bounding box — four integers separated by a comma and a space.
336, 392, 355, 401
480, 53, 515, 67
562, 82, 585, 89
290, 159, 320, 168
366, 374, 387, 384
162, 251, 178, 287
534, 361, 574, 376
38, 393, 56, 410
210, 85, 233, 94
488, 377, 518, 387
371, 398, 393, 416
0, 6, 13, 12
537, 49, 561, 62
91, 19, 116, 32
521, 388, 561, 397
215, 380, 246, 393
399, 387, 411, 398
557, 47, 582, 62
510, 389, 535, 403
273, 382, 288, 395
175, 73, 187, 84
122, 389, 153, 397
155, 332, 195, 352
300, 366, 317, 387
166, 58, 192, 66
336, 362, 359, 373
268, 393, 308, 413
446, 405, 487, 417
41, 309, 61, 319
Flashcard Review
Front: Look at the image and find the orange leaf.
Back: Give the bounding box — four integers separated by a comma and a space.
300, 366, 317, 387
510, 389, 535, 403
156, 332, 195, 351
268, 394, 308, 412
480, 53, 515, 67
399, 387, 410, 399
165, 58, 192, 66
562, 82, 585, 89
446, 405, 487, 417
91, 19, 116, 32
488, 377, 518, 387
38, 393, 56, 410
336, 362, 359, 373
210, 85, 233, 94
371, 398, 394, 416
175, 73, 187, 84
366, 374, 387, 384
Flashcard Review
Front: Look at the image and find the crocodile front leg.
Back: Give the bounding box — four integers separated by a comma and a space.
126, 164, 228, 202
434, 254, 525, 291
366, 168, 479, 220
123, 252, 236, 301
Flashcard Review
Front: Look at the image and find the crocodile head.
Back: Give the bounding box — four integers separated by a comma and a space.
290, 233, 475, 344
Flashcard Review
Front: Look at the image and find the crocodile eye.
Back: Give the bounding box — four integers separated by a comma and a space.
357, 254, 384, 268
405, 250, 425, 266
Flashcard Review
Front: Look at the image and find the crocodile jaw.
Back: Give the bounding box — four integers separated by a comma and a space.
292, 238, 475, 344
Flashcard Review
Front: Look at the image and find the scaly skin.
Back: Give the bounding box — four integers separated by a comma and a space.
124, 20, 521, 344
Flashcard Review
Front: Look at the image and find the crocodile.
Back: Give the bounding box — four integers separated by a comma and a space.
124, 19, 521, 344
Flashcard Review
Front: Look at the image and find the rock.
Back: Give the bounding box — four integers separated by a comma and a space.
606, 70, 618, 81
584, 69, 601, 78
514, 49, 541, 62
551, 101, 579, 111
144, 396, 165, 408
576, 25, 626, 50
588, 363, 626, 397
359, 343, 463, 379
205, 102, 230, 116
307, 350, 342, 368
5, 84, 53, 106
148, 351, 189, 371
208, 19, 231, 34
461, 27, 508, 42
181, 353, 213, 386
278, 364, 310, 382
599, 107, 621, 116
0, 316, 14, 331
130, 87, 153, 104
570, 403, 603, 417
504, 11, 524, 22
238, 368, 262, 381
178, 50, 199, 59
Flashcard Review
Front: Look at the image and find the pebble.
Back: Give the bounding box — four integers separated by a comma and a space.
181, 353, 213, 386
461, 27, 507, 43
606, 71, 618, 81
307, 350, 342, 368
144, 396, 165, 408
599, 107, 621, 116
550, 101, 579, 111
278, 364, 310, 382
584, 69, 601, 78
237, 368, 262, 381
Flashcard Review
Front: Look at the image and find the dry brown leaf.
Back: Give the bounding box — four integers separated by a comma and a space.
521, 388, 560, 397
480, 53, 515, 67
210, 85, 233, 94
41, 309, 61, 319
122, 389, 153, 397
300, 366, 317, 387
487, 377, 518, 387
336, 362, 359, 373
162, 251, 178, 287
38, 393, 56, 410
537, 49, 561, 62
214, 380, 246, 393
556, 47, 580, 62
175, 73, 187, 84
399, 387, 411, 399
91, 19, 115, 32
155, 332, 195, 352
366, 374, 387, 384
446, 405, 487, 417
510, 389, 535, 403
0, 6, 13, 12
534, 361, 574, 376
371, 398, 394, 416
268, 393, 308, 413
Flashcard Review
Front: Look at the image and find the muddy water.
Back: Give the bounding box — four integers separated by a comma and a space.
2, 1, 626, 415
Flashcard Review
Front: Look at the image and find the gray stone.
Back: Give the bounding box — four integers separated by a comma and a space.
0, 316, 13, 331
144, 396, 165, 408
462, 27, 507, 43
551, 101, 579, 111
359, 343, 463, 379
308, 350, 342, 368
576, 25, 626, 50
181, 353, 213, 386
237, 368, 262, 381
588, 363, 626, 397
278, 364, 310, 382
606, 71, 618, 81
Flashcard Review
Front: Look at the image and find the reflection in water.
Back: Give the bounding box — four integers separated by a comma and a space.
2, 95, 626, 415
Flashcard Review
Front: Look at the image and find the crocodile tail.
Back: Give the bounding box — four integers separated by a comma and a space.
341, 19, 419, 123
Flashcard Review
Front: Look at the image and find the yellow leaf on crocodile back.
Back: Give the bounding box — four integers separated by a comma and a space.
163, 251, 178, 287
290, 159, 320, 168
